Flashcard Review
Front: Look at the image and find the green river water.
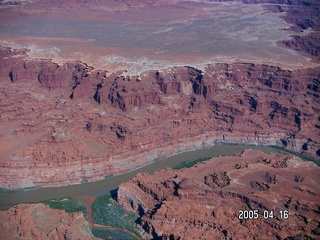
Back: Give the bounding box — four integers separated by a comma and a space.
0, 144, 277, 209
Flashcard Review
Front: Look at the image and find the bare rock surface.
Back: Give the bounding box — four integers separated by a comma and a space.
0, 0, 319, 190
1, 0, 319, 72
0, 203, 99, 240
117, 150, 320, 239
0, 46, 319, 189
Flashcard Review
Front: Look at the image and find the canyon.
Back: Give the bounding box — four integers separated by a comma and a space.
0, 45, 319, 189
0, 0, 319, 239
117, 149, 320, 239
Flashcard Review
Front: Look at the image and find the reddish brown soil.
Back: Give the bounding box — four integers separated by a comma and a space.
0, 1, 319, 239
0, 46, 319, 189
84, 196, 96, 228
0, 0, 319, 190
117, 149, 320, 239
0, 203, 99, 239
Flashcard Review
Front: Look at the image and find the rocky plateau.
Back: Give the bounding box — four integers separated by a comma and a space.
0, 203, 98, 240
0, 0, 319, 190
0, 44, 319, 189
0, 0, 319, 239
0, 0, 319, 192
117, 149, 320, 239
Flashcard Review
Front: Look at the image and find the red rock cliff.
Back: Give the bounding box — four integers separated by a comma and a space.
117, 150, 320, 239
0, 203, 99, 240
0, 46, 319, 189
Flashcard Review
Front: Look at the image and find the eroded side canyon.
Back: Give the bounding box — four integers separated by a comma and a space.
0, 46, 319, 189
117, 150, 320, 239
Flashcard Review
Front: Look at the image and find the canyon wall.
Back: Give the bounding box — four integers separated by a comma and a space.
0, 203, 99, 240
117, 150, 320, 239
0, 46, 319, 189
267, 0, 320, 63
0, 0, 319, 189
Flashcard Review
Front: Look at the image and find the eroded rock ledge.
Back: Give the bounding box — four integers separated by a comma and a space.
0, 203, 98, 240
117, 149, 320, 239
0, 46, 319, 189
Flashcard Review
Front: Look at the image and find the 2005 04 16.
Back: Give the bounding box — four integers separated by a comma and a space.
238, 210, 289, 220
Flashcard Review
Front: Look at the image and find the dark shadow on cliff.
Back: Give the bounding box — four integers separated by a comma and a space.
109, 188, 118, 200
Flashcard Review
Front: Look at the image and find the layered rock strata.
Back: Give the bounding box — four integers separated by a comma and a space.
117, 150, 320, 239
0, 203, 99, 240
266, 0, 320, 62
0, 46, 319, 189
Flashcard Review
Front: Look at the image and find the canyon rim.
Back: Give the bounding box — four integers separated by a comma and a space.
0, 0, 319, 239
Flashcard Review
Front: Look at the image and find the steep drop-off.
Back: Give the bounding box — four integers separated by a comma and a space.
117, 150, 320, 239
0, 203, 98, 240
265, 0, 320, 62
0, 46, 319, 189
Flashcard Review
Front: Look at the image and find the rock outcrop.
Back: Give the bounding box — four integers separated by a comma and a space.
252, 0, 320, 62
0, 0, 319, 189
0, 45, 319, 189
0, 203, 99, 240
117, 150, 320, 239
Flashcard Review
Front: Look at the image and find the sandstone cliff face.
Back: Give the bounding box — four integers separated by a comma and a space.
0, 45, 319, 189
0, 203, 99, 240
263, 0, 320, 62
5, 57, 93, 90
0, 0, 319, 190
117, 150, 320, 239
209, 0, 320, 62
